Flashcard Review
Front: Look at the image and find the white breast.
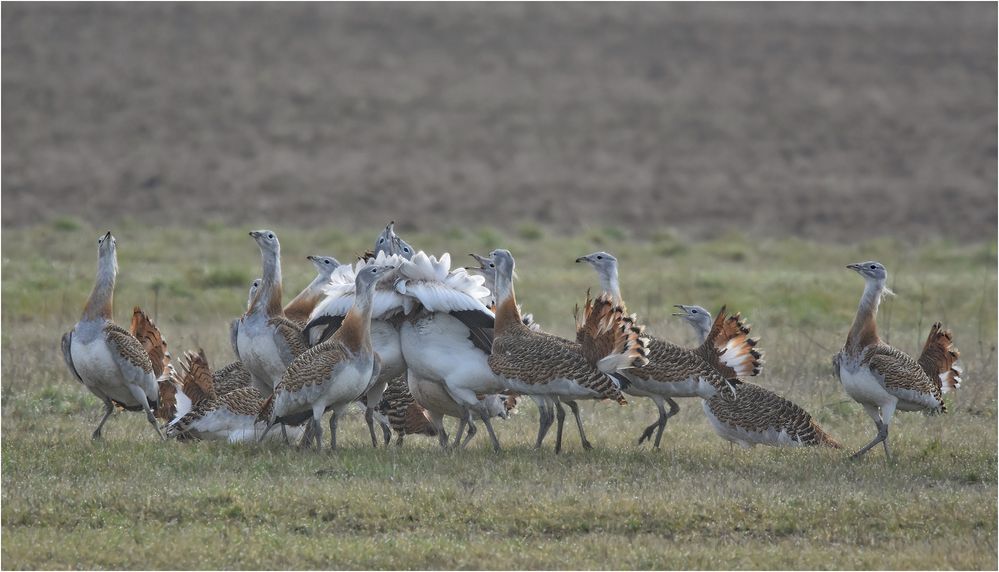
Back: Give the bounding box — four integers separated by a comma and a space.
839, 365, 893, 407
624, 374, 713, 399
71, 336, 141, 406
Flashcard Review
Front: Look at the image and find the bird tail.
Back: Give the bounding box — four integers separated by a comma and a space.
810, 421, 842, 449
130, 306, 172, 378
575, 291, 649, 373
701, 306, 763, 378
918, 322, 962, 393
257, 394, 275, 424
154, 364, 179, 422
402, 404, 437, 436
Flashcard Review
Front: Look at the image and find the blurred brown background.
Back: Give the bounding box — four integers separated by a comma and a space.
3, 2, 996, 241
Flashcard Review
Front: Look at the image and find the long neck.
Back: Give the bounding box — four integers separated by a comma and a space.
691, 320, 711, 346
492, 270, 524, 334
335, 287, 374, 353
82, 254, 116, 321
601, 264, 622, 304
847, 280, 884, 351
252, 248, 283, 317
284, 274, 325, 312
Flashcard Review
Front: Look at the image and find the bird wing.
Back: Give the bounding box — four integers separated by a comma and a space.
866, 343, 944, 408
104, 324, 156, 391
634, 336, 738, 397
61, 330, 83, 384
276, 341, 351, 394
212, 360, 253, 395
269, 316, 308, 366
488, 330, 625, 403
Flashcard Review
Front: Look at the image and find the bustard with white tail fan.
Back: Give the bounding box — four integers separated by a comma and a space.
395, 250, 517, 449
575, 251, 741, 449
235, 230, 308, 397
261, 263, 395, 450
60, 232, 164, 440
834, 261, 961, 461
673, 305, 840, 449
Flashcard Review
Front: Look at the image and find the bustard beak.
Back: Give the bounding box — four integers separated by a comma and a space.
671, 304, 687, 317
306, 255, 316, 261
575, 256, 588, 263
249, 231, 260, 238
103, 231, 112, 241
846, 263, 862, 271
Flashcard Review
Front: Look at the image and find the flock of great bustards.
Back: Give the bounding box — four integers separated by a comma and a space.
61, 223, 963, 461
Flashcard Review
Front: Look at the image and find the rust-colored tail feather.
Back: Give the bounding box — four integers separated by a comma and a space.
179, 350, 217, 405
701, 306, 764, 379
811, 422, 842, 449
154, 364, 179, 422
130, 306, 171, 378
575, 291, 649, 373
918, 322, 962, 393
402, 404, 437, 436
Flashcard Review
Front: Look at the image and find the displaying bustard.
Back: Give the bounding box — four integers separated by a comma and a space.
284, 255, 341, 327
261, 263, 396, 450
673, 305, 840, 448
235, 230, 308, 397
834, 261, 962, 460
395, 250, 510, 449
376, 373, 439, 445
467, 253, 592, 452
486, 249, 647, 451
163, 350, 303, 443
60, 232, 164, 440
575, 251, 741, 449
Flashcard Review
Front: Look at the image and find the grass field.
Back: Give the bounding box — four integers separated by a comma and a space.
1, 222, 996, 569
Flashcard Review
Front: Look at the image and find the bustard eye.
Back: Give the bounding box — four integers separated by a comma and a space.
489, 263, 495, 268
267, 233, 274, 239
378, 238, 385, 244
691, 309, 698, 314
870, 265, 876, 270
596, 256, 603, 260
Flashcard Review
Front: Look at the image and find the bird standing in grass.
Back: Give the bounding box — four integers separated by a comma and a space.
673, 304, 841, 449
575, 251, 743, 449
61, 232, 164, 440
834, 261, 962, 460
235, 230, 308, 397
260, 263, 396, 450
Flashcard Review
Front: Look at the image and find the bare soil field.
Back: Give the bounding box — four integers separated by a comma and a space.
2, 3, 996, 241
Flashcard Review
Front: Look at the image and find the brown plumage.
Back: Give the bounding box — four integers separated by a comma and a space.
704, 382, 841, 448
129, 307, 171, 378
918, 322, 963, 393
574, 291, 650, 370
866, 343, 947, 412
104, 324, 155, 375
377, 374, 438, 444
212, 360, 253, 395
696, 306, 763, 379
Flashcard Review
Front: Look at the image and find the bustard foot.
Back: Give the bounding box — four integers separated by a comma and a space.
637, 422, 659, 445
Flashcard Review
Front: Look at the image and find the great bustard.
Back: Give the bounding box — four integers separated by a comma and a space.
376, 373, 439, 445
261, 263, 395, 450
575, 251, 740, 449
486, 249, 646, 451
234, 230, 308, 397
467, 253, 593, 452
305, 248, 410, 447
284, 255, 341, 327
60, 231, 164, 440
163, 351, 303, 443
673, 305, 841, 448
833, 261, 962, 460
394, 250, 516, 449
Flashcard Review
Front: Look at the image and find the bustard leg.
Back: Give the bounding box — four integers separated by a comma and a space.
533, 399, 555, 449
652, 399, 680, 449
478, 411, 502, 452
258, 421, 278, 443
92, 397, 114, 440
565, 400, 593, 450
850, 403, 893, 461
460, 421, 478, 449
452, 411, 470, 451
380, 417, 392, 446
280, 423, 289, 445
554, 400, 567, 454
364, 407, 379, 448
127, 384, 163, 440
298, 422, 316, 448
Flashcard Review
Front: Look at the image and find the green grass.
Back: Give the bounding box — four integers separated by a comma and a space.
2, 223, 996, 569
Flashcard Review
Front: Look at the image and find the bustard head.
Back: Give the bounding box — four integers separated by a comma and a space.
575, 251, 617, 276
847, 261, 888, 283
672, 304, 713, 342
249, 229, 280, 254
307, 255, 341, 279
97, 230, 117, 258
488, 249, 515, 279
246, 278, 262, 309
355, 264, 396, 292
374, 221, 416, 260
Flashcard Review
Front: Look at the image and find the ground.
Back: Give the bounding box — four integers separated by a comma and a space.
2, 3, 996, 241
1, 224, 996, 569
